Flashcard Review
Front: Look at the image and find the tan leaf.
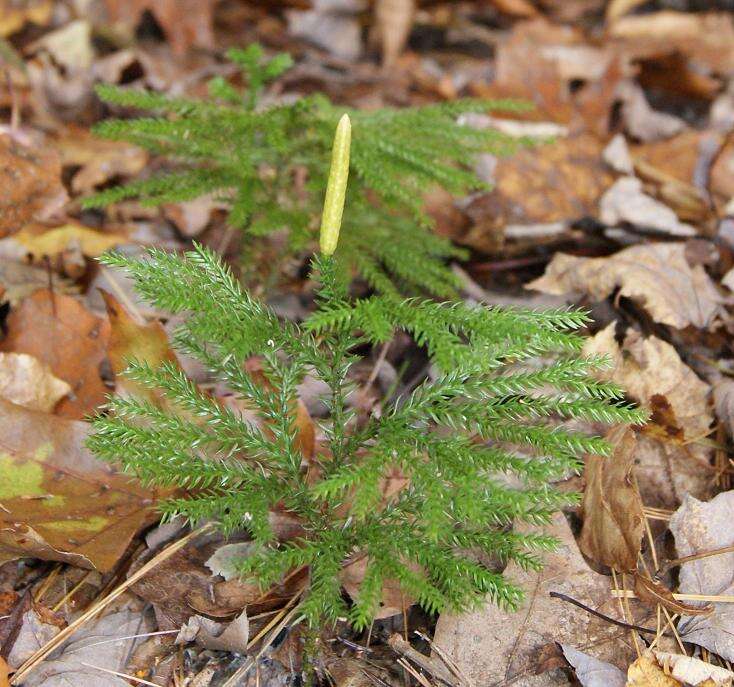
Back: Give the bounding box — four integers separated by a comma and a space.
0, 290, 110, 418
101, 290, 178, 404
340, 554, 414, 620
0, 398, 157, 571
583, 324, 712, 441
0, 0, 52, 38
0, 136, 68, 237
579, 425, 643, 572
0, 353, 70, 412
55, 125, 148, 194
528, 243, 723, 329
434, 512, 639, 684
654, 651, 734, 686
634, 574, 713, 617
104, 0, 215, 56
627, 652, 682, 687
460, 134, 612, 251
375, 0, 415, 68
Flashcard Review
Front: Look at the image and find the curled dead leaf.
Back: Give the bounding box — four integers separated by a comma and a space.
529, 243, 724, 329
634, 574, 713, 617
579, 425, 644, 572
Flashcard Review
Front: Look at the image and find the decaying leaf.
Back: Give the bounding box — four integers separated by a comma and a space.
529, 243, 723, 329
0, 0, 52, 38
0, 399, 157, 571
434, 512, 637, 684
579, 425, 643, 572
654, 652, 734, 686
561, 645, 626, 687
583, 324, 712, 441
103, 0, 216, 56
0, 290, 110, 418
21, 609, 154, 687
340, 554, 412, 620
0, 259, 77, 306
460, 134, 612, 251
626, 652, 681, 687
0, 136, 68, 237
54, 126, 148, 194
5, 603, 64, 670
583, 325, 714, 507
669, 491, 734, 661
176, 610, 249, 653
375, 0, 414, 68
633, 574, 713, 617
0, 352, 70, 412
599, 177, 696, 236
0, 223, 128, 277
102, 290, 178, 403
713, 379, 734, 441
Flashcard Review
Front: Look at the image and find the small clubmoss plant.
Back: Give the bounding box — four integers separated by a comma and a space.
85, 43, 532, 296
88, 116, 645, 630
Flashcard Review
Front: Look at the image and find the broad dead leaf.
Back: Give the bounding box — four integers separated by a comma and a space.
375, 0, 414, 68
653, 652, 734, 686
0, 136, 68, 237
627, 652, 682, 687
0, 223, 128, 278
0, 398, 157, 571
459, 135, 612, 251
0, 290, 110, 418
528, 243, 724, 329
55, 126, 148, 194
0, 0, 52, 37
0, 353, 70, 412
102, 290, 178, 403
104, 0, 216, 56
0, 259, 77, 306
579, 425, 643, 572
583, 325, 714, 507
562, 645, 626, 687
669, 491, 734, 661
340, 555, 413, 620
434, 512, 637, 684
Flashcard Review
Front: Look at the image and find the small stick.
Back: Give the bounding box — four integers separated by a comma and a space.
612, 590, 734, 603
658, 544, 734, 575
79, 663, 161, 687
387, 634, 456, 686
549, 592, 657, 635
11, 524, 215, 685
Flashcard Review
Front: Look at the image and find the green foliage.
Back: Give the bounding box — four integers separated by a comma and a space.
87, 43, 532, 296
88, 243, 645, 630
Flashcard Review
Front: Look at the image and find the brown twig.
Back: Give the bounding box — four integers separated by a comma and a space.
549, 592, 656, 635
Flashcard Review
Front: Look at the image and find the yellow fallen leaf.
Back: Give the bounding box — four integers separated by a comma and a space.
11, 222, 127, 258
627, 652, 681, 686
0, 352, 70, 413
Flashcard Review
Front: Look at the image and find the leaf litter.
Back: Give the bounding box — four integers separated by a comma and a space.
3, 0, 734, 684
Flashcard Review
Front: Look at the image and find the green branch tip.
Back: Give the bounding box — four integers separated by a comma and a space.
319, 113, 351, 256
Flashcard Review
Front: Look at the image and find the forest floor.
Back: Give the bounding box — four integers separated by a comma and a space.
2, 0, 734, 685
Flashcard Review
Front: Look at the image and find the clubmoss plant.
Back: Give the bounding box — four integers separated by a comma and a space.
88, 116, 645, 631
85, 43, 532, 296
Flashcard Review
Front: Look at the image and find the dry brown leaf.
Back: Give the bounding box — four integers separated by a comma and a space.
0, 136, 68, 237
0, 223, 128, 279
0, 259, 77, 306
633, 574, 713, 617
579, 425, 643, 572
55, 126, 148, 194
102, 291, 178, 404
434, 512, 637, 684
0, 290, 110, 418
104, 0, 216, 56
0, 398, 157, 571
460, 135, 612, 251
375, 0, 414, 68
583, 325, 714, 508
340, 555, 413, 620
655, 652, 734, 686
0, 353, 70, 413
609, 12, 734, 75
528, 243, 723, 330
0, 0, 52, 37
627, 652, 682, 687
583, 324, 712, 441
